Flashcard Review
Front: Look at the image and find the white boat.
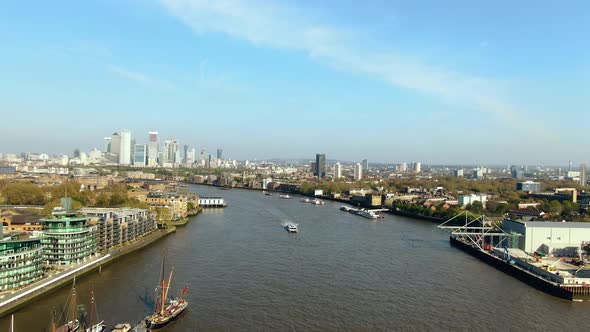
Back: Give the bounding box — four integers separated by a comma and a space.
285, 224, 298, 233
312, 199, 325, 205
359, 210, 380, 219
279, 194, 292, 199
301, 198, 311, 203
110, 323, 132, 332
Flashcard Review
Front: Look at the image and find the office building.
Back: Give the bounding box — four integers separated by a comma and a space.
0, 233, 43, 291
184, 145, 189, 164
414, 162, 421, 173
187, 148, 196, 164
353, 163, 363, 180
517, 181, 541, 193
362, 159, 369, 171
40, 212, 97, 267
147, 131, 159, 167
110, 132, 121, 158
334, 162, 342, 179
133, 144, 147, 167
168, 140, 180, 164
581, 163, 587, 186
119, 130, 132, 165
103, 137, 112, 153
453, 169, 464, 177
473, 168, 484, 179
315, 154, 326, 178
217, 149, 223, 160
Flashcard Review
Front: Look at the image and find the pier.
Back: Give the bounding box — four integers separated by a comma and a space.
199, 197, 227, 208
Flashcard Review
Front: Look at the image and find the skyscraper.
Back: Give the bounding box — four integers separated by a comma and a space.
147, 131, 159, 167
184, 145, 189, 164
103, 137, 111, 153
334, 162, 342, 179
361, 159, 369, 171
414, 162, 421, 173
315, 154, 326, 178
353, 163, 363, 180
133, 144, 146, 167
217, 149, 223, 160
580, 163, 587, 186
119, 130, 132, 165
110, 132, 121, 158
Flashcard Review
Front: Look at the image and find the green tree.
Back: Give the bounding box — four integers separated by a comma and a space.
466, 201, 484, 214
1, 182, 46, 205
549, 200, 563, 214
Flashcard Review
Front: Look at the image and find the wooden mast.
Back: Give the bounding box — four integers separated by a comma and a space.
89, 287, 95, 331
163, 268, 174, 306
51, 307, 57, 332
71, 278, 77, 328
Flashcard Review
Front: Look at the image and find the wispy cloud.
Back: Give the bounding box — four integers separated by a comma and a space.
107, 65, 175, 90
158, 0, 534, 126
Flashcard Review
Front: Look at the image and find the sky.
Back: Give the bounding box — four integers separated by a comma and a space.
0, 0, 588, 164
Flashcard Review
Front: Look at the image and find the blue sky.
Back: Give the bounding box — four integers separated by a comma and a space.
0, 0, 588, 164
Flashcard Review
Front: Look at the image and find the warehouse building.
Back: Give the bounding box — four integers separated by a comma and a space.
502, 219, 590, 256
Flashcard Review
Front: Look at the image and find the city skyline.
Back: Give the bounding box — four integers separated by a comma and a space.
1, 1, 589, 164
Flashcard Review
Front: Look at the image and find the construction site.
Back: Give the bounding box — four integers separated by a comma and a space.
439, 211, 590, 301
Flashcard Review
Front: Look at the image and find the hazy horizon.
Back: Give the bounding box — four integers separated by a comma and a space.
1, 1, 589, 165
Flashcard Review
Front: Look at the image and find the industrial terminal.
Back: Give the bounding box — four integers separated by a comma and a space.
439, 212, 590, 301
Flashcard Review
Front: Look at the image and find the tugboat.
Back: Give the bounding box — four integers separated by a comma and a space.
285, 224, 298, 233
145, 257, 189, 330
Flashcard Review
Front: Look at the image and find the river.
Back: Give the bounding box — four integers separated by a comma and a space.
2, 185, 589, 331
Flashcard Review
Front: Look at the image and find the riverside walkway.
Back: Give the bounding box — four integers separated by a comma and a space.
0, 227, 175, 317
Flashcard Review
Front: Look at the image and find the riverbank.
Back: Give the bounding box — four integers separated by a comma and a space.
449, 236, 590, 301
0, 227, 176, 318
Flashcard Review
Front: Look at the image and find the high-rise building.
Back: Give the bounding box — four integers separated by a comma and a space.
315, 154, 326, 178
110, 132, 121, 158
334, 162, 342, 179
414, 162, 421, 173
569, 160, 573, 172
217, 149, 223, 160
133, 144, 147, 167
161, 140, 171, 164
362, 159, 369, 171
73, 149, 81, 158
187, 148, 196, 164
454, 169, 464, 177
184, 145, 189, 164
103, 137, 111, 153
119, 130, 132, 165
580, 163, 587, 186
147, 131, 159, 167
165, 140, 180, 164
400, 162, 407, 172
353, 163, 363, 180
